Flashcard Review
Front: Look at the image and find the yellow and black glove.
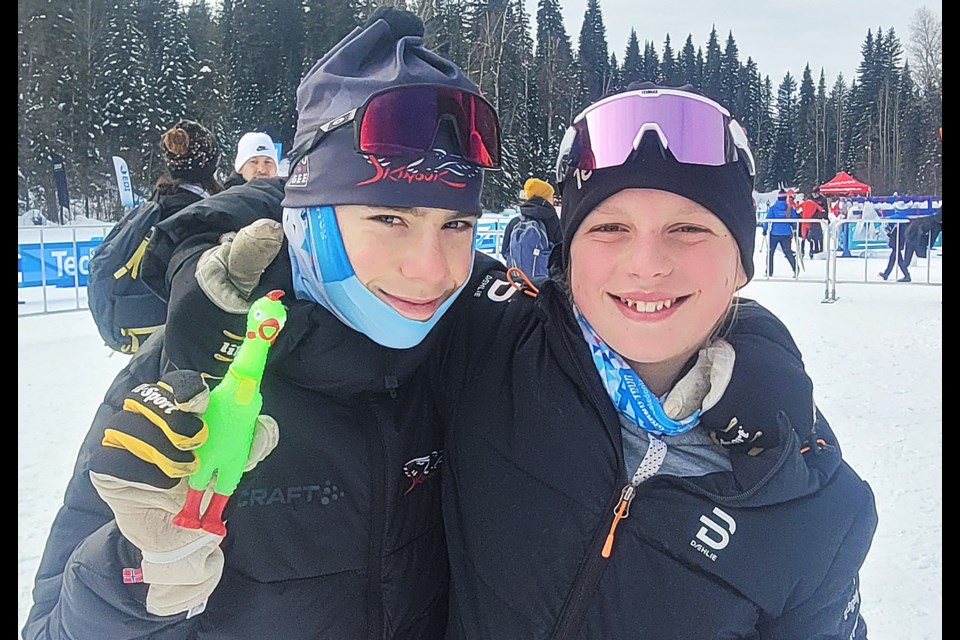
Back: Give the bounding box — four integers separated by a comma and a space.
88, 370, 278, 617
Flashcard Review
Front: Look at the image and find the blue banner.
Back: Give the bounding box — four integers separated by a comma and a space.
18, 239, 103, 288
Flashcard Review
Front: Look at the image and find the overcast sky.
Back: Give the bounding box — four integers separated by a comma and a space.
525, 0, 939, 87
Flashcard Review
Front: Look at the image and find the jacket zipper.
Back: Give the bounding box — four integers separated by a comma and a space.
550, 320, 629, 640
365, 394, 388, 640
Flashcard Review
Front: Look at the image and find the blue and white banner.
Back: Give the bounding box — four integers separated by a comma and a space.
18, 239, 102, 288
112, 155, 135, 209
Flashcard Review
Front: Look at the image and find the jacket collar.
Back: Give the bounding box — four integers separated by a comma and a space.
534, 280, 843, 504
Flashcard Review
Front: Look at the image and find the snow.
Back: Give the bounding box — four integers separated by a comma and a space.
18, 246, 941, 638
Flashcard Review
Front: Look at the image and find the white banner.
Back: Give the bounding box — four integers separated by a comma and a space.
112, 155, 135, 209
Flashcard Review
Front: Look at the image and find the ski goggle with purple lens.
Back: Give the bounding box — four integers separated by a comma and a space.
555, 88, 756, 185
290, 84, 502, 170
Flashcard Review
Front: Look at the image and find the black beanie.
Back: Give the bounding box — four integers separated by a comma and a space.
282, 8, 487, 214
558, 85, 756, 282
160, 120, 219, 183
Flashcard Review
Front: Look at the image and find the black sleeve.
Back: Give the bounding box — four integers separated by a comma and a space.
24, 522, 198, 640
759, 481, 877, 639
140, 177, 285, 303
543, 207, 563, 245
428, 252, 528, 416
500, 217, 517, 256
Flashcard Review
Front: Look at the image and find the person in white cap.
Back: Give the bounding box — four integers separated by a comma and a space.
225, 131, 278, 187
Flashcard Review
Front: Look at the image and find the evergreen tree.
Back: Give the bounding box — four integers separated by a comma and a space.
575, 0, 609, 111
19, 0, 85, 220
849, 27, 904, 193
719, 31, 740, 108
184, 0, 227, 162
223, 0, 304, 159
895, 62, 923, 193
463, 0, 534, 208
607, 52, 620, 94
529, 0, 575, 182
815, 69, 829, 185
769, 72, 799, 187
137, 0, 196, 178
303, 0, 360, 69
735, 57, 761, 151
424, 0, 468, 65
694, 47, 705, 91
733, 56, 752, 119
18, 0, 949, 217
701, 26, 722, 101
660, 34, 677, 86
915, 66, 942, 194
824, 74, 848, 182
754, 75, 776, 189
795, 65, 819, 190
678, 35, 697, 87
621, 29, 642, 86
641, 41, 660, 83
63, 0, 108, 218
93, 2, 149, 183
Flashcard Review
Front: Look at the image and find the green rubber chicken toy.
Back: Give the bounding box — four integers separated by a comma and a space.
172, 289, 287, 536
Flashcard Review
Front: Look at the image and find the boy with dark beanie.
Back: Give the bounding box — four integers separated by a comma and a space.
22, 9, 502, 639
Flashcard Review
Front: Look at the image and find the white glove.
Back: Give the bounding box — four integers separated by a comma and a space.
89, 375, 279, 618
90, 473, 224, 617
662, 338, 736, 420
196, 218, 285, 314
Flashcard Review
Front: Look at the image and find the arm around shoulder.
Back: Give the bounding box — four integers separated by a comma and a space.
760, 479, 878, 639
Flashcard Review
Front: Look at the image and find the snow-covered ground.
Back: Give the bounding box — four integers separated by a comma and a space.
18, 244, 942, 638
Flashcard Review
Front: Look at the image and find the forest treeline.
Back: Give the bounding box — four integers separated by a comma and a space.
18, 0, 942, 219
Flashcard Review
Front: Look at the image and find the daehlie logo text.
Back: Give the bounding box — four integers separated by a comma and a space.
690, 506, 736, 562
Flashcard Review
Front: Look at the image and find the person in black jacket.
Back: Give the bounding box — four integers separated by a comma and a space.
89, 119, 223, 353
154, 119, 224, 205
499, 177, 562, 264
21, 9, 503, 640
434, 84, 877, 639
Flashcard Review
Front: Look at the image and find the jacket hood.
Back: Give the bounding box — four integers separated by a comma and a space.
519, 196, 558, 222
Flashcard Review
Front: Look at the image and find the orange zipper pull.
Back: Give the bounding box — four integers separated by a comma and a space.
601, 485, 635, 558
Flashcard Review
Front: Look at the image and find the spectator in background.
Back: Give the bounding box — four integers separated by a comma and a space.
223, 131, 279, 188
500, 177, 562, 277
879, 215, 911, 282
808, 186, 829, 256
762, 189, 798, 276
156, 120, 224, 201
85, 119, 222, 353
797, 188, 827, 258
901, 209, 943, 279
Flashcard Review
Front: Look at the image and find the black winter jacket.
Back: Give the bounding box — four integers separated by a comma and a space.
23, 179, 460, 640
434, 272, 878, 640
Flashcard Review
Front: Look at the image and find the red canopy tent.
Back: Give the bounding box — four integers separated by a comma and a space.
818, 170, 871, 196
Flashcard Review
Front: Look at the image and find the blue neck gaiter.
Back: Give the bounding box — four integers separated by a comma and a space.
574, 307, 700, 436
284, 205, 474, 349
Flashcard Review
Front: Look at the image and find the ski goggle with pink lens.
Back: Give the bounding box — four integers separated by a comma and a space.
555, 88, 756, 185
